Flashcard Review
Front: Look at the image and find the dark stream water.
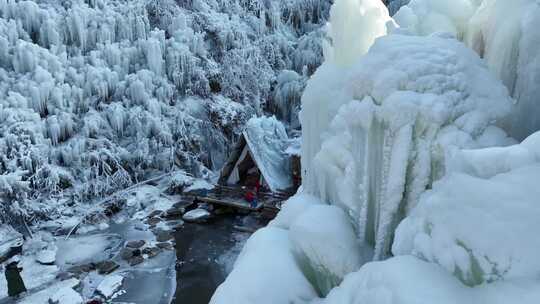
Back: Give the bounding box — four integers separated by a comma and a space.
172, 214, 268, 304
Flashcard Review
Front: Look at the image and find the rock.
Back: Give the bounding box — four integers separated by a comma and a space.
126, 240, 145, 249
37, 249, 56, 265
166, 220, 184, 230
155, 230, 173, 242
128, 255, 144, 266
146, 217, 161, 226
182, 208, 211, 223
67, 263, 96, 275
96, 260, 119, 275
96, 274, 123, 299
142, 247, 161, 259
148, 210, 163, 218
156, 242, 173, 250
120, 248, 141, 261
56, 271, 74, 281
164, 207, 184, 219
103, 199, 126, 217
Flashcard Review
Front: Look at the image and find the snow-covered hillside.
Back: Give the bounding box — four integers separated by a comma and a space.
0, 0, 331, 220
212, 0, 540, 303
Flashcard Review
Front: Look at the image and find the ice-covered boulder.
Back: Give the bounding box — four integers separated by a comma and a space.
393, 131, 540, 286
36, 248, 56, 265
289, 205, 365, 296
96, 274, 124, 299
182, 208, 211, 223
210, 227, 318, 304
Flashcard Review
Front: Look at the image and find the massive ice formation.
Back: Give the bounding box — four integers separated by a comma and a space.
394, 0, 540, 140
302, 32, 512, 260
314, 132, 540, 304
393, 131, 540, 286
213, 0, 540, 303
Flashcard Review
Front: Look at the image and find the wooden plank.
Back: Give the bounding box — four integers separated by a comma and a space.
195, 196, 264, 211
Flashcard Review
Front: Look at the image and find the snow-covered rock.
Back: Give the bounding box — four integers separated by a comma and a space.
182, 208, 211, 223
96, 274, 124, 299
290, 205, 365, 296
36, 248, 56, 265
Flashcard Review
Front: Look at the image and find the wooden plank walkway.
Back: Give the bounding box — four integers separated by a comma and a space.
188, 185, 293, 215
194, 195, 264, 211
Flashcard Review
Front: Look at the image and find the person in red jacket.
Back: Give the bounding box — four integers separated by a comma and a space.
244, 176, 261, 208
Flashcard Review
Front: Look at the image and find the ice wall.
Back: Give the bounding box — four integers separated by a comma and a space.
301, 31, 512, 260
394, 0, 540, 140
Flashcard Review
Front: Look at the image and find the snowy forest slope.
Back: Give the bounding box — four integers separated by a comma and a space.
0, 0, 332, 222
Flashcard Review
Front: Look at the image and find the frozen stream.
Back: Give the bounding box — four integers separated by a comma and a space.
172, 214, 265, 304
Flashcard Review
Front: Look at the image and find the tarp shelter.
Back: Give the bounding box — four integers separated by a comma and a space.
219, 116, 292, 193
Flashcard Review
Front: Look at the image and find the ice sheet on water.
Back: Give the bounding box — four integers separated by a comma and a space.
56, 234, 123, 267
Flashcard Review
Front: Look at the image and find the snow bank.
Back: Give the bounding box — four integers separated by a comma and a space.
210, 227, 317, 304
290, 205, 365, 296
393, 132, 540, 286
394, 0, 540, 140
